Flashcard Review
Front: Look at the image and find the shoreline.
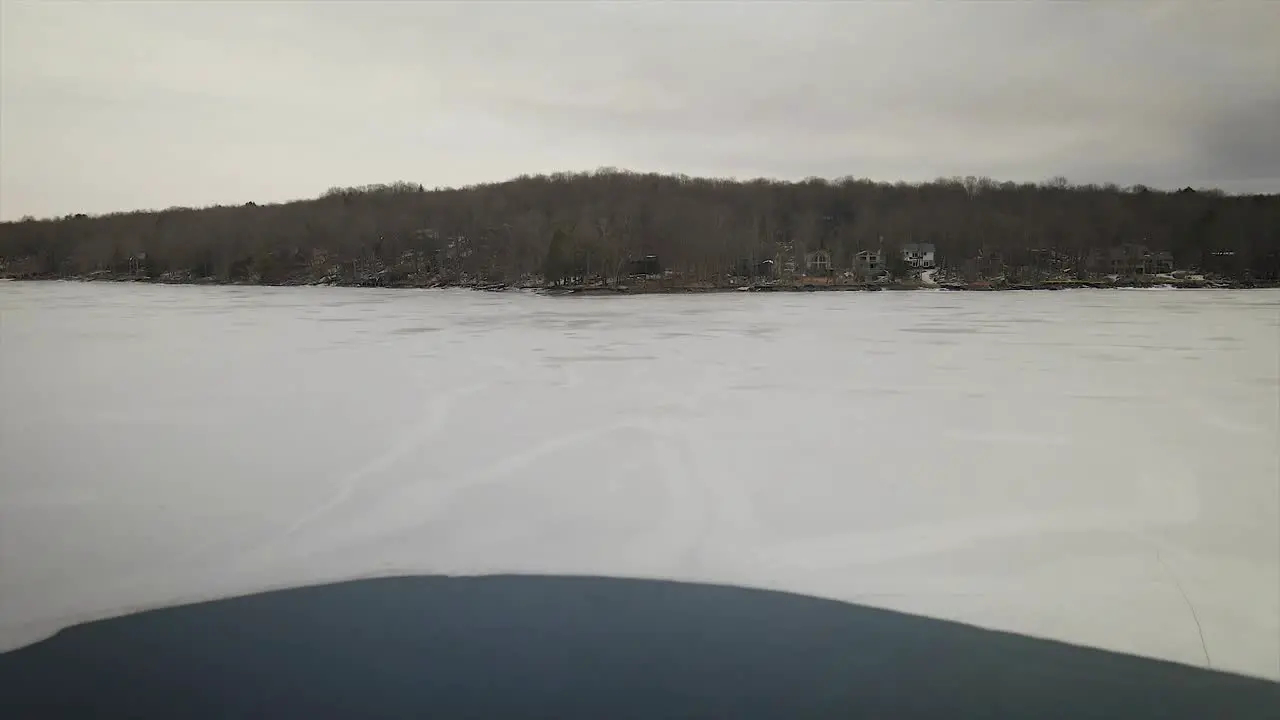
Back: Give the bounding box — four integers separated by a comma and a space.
3, 274, 1278, 294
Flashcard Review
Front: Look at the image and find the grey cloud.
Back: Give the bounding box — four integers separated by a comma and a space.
434, 2, 1280, 188
1185, 94, 1280, 188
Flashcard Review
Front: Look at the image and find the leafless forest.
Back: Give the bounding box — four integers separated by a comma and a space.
1, 171, 1276, 285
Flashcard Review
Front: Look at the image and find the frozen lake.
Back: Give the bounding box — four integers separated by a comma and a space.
2, 283, 1278, 679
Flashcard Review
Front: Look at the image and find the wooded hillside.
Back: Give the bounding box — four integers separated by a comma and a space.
2, 171, 1277, 284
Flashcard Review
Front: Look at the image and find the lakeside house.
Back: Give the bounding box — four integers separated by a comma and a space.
627, 255, 662, 277
901, 243, 936, 269
804, 249, 833, 274
958, 248, 1005, 281
855, 249, 885, 276
1086, 244, 1175, 276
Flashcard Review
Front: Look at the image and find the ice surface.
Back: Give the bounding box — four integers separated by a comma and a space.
2, 283, 1277, 679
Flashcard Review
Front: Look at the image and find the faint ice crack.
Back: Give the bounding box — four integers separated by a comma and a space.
1156, 550, 1213, 669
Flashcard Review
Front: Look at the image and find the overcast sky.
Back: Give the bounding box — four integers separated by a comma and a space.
2, 1, 1278, 219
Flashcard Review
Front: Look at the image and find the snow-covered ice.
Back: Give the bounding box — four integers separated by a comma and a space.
1, 283, 1277, 679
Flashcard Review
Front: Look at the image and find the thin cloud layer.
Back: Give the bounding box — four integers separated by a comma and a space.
2, 1, 1277, 219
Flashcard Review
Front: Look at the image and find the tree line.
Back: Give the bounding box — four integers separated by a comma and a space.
2, 170, 1277, 284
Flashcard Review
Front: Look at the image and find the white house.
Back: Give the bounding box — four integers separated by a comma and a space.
901, 243, 936, 269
